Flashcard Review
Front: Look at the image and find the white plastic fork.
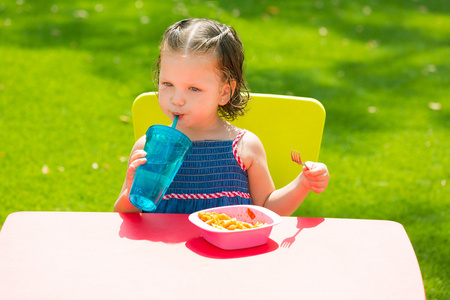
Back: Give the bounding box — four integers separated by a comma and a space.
291, 149, 310, 170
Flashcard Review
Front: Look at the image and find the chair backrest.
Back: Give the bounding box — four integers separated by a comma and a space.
132, 92, 326, 189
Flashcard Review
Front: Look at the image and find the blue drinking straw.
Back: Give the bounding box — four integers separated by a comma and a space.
172, 115, 179, 129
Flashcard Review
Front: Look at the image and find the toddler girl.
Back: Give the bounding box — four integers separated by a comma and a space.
115, 18, 329, 216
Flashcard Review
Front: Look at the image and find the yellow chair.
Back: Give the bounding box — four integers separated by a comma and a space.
132, 92, 326, 189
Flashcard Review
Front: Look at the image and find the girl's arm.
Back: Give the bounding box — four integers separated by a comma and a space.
238, 131, 329, 216
263, 162, 329, 215
114, 136, 147, 213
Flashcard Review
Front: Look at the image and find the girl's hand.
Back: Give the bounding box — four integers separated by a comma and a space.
125, 150, 147, 193
301, 162, 329, 193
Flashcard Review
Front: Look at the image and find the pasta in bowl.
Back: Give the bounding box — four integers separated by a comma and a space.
189, 205, 281, 250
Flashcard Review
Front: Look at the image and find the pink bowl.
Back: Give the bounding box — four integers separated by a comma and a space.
188, 205, 281, 250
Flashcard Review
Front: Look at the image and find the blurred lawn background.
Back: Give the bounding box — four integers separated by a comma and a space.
0, 0, 448, 298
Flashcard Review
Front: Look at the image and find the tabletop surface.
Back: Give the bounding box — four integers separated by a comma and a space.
0, 211, 425, 299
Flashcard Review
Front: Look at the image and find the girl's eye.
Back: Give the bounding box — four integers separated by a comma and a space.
189, 87, 200, 92
161, 82, 173, 87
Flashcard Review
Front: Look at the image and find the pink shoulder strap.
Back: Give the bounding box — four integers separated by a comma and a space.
232, 130, 247, 171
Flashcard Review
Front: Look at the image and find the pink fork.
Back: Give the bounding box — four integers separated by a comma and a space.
290, 149, 310, 170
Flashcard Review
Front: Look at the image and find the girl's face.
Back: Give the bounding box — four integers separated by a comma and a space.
158, 51, 232, 131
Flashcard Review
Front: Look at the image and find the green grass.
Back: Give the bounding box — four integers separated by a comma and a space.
1, 0, 448, 298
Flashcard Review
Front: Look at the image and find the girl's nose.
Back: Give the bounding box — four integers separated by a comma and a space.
171, 91, 185, 106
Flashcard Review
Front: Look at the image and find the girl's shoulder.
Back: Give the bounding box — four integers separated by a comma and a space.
238, 129, 264, 151
235, 129, 266, 169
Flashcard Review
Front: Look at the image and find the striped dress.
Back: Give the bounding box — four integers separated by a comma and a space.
145, 130, 252, 214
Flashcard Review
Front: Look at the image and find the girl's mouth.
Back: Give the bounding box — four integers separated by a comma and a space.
173, 113, 184, 120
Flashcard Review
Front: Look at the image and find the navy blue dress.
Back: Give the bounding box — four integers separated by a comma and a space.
145, 130, 252, 214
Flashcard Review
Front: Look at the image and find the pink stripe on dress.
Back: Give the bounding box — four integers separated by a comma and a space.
232, 130, 247, 171
163, 190, 251, 200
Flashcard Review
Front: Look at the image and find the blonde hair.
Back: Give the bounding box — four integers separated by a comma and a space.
154, 18, 250, 121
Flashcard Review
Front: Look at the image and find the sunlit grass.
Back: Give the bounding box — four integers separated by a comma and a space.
1, 0, 448, 298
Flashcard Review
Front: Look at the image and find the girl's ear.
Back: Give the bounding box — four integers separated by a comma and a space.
219, 80, 237, 106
